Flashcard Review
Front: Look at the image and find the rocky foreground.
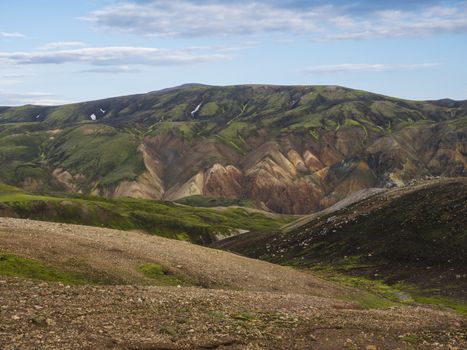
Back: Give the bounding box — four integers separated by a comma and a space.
1, 278, 466, 350
0, 218, 465, 349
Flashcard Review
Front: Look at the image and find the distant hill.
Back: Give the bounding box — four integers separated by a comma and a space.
1, 84, 466, 214
0, 183, 290, 244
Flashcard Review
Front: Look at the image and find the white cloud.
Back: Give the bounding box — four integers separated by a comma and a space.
80, 65, 141, 74
324, 6, 467, 40
0, 79, 22, 86
0, 74, 27, 86
81, 1, 320, 37
304, 63, 440, 74
0, 91, 67, 106
0, 31, 26, 38
0, 46, 227, 66
41, 41, 87, 50
82, 0, 467, 40
1, 74, 27, 79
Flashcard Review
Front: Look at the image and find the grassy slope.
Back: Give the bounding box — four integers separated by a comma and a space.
0, 184, 291, 244
213, 178, 467, 314
175, 195, 254, 208
46, 124, 145, 188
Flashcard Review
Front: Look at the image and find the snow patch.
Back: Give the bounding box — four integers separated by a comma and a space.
99, 108, 106, 114
191, 103, 202, 117
90, 114, 97, 121
35, 114, 41, 119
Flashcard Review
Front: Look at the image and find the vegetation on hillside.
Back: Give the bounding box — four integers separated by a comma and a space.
0, 184, 291, 244
0, 85, 465, 203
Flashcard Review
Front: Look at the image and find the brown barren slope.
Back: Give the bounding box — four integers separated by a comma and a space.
0, 218, 465, 349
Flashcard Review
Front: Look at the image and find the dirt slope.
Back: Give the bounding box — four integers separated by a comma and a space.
0, 218, 465, 349
0, 218, 342, 296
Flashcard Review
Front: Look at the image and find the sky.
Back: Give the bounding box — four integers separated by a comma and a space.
1, 0, 467, 105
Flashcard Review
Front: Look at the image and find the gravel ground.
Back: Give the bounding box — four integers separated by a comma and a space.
1, 278, 465, 350
0, 217, 346, 296
0, 218, 465, 349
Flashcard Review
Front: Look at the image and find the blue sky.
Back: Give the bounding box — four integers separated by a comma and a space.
1, 0, 467, 105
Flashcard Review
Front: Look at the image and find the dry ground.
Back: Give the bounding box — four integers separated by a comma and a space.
0, 218, 345, 296
0, 218, 465, 349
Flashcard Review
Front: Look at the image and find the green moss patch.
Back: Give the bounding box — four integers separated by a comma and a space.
231, 311, 257, 321
137, 263, 181, 286
310, 266, 401, 309
310, 266, 467, 315
0, 252, 90, 284
409, 293, 467, 316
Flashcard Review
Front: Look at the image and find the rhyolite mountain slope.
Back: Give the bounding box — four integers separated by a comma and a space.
0, 84, 466, 214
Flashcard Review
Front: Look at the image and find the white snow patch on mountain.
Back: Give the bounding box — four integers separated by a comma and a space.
191, 103, 202, 117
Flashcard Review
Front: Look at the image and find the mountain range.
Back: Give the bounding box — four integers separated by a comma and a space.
1, 84, 466, 214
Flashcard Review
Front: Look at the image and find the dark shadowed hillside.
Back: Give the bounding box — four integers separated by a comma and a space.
214, 178, 467, 303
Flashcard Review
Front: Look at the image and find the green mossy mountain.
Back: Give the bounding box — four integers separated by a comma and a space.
1, 84, 466, 214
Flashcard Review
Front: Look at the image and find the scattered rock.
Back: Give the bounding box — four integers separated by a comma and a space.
31, 317, 45, 326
